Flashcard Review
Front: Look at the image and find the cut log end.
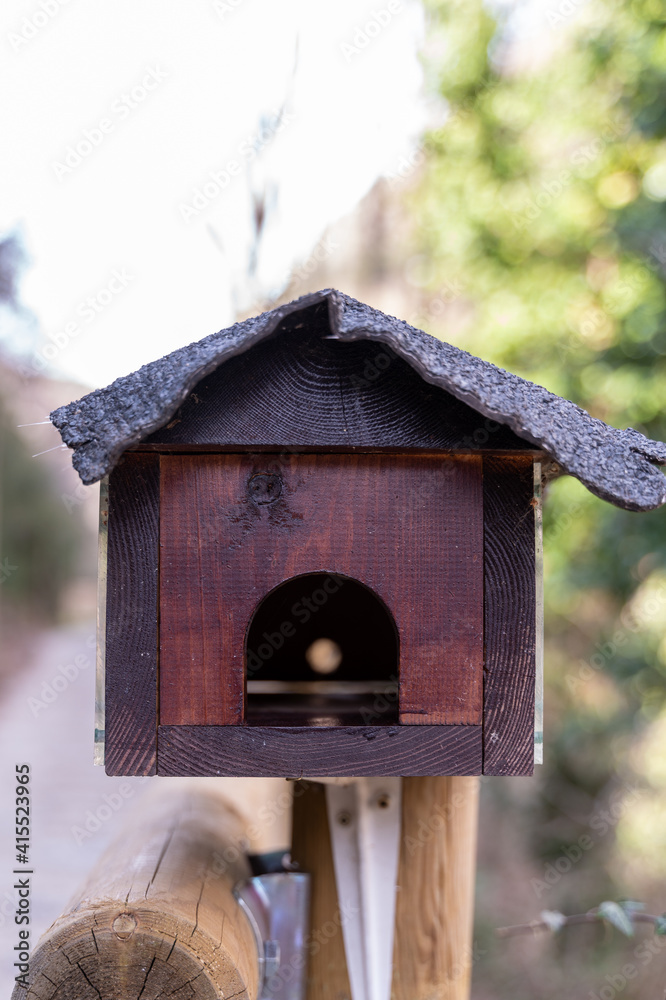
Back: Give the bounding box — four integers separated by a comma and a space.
15, 908, 248, 1000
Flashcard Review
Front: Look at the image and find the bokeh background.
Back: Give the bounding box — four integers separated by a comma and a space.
2, 0, 666, 996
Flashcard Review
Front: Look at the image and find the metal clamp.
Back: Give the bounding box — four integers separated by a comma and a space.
234, 873, 310, 1000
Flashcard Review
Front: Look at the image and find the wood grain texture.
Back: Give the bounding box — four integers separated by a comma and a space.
105, 453, 159, 776
12, 789, 259, 1000
399, 455, 483, 725
290, 781, 353, 1000
159, 452, 483, 727
157, 725, 482, 777
144, 308, 532, 453
290, 777, 480, 1000
392, 777, 479, 1000
482, 455, 536, 775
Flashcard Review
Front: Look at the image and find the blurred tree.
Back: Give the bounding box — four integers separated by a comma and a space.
0, 230, 79, 621
410, 0, 666, 993
0, 406, 79, 619
0, 232, 26, 306
0, 228, 39, 359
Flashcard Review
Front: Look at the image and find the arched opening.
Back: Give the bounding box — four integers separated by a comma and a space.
245, 573, 399, 726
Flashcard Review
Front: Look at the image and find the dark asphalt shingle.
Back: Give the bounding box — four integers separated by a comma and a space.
50, 288, 666, 511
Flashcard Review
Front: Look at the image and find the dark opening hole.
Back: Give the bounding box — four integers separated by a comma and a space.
245, 573, 399, 727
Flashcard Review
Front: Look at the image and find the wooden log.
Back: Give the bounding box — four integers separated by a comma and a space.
12, 788, 260, 1000
291, 776, 479, 1000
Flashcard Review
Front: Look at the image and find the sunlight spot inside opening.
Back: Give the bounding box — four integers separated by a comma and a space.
306, 638, 343, 675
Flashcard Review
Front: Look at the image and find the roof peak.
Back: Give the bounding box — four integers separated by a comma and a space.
50, 288, 666, 511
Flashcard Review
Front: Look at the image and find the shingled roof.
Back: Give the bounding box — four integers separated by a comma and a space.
50, 288, 666, 512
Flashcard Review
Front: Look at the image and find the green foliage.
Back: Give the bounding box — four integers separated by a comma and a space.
413, 1, 666, 989
0, 403, 79, 619
414, 1, 666, 770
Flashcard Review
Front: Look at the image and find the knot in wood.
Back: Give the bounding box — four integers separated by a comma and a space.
112, 912, 137, 939
248, 473, 282, 505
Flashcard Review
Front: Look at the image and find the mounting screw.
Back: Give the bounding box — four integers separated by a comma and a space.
336, 810, 352, 827
376, 793, 391, 809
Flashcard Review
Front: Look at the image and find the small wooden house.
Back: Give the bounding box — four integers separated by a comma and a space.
51, 289, 666, 779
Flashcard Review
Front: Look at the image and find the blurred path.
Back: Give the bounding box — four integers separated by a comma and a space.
0, 621, 290, 996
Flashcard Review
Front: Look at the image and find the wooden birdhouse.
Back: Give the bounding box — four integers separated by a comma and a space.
51, 289, 666, 780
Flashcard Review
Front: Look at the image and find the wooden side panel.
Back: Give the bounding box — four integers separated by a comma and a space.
105, 453, 159, 776
157, 725, 483, 777
159, 453, 483, 727
483, 456, 536, 775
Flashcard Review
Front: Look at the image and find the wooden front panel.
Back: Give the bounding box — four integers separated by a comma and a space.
159, 453, 483, 727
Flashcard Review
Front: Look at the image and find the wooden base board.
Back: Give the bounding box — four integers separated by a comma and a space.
156, 725, 483, 777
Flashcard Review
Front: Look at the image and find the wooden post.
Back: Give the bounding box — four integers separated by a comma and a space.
392, 776, 480, 1000
13, 788, 260, 1000
291, 776, 479, 1000
291, 781, 353, 999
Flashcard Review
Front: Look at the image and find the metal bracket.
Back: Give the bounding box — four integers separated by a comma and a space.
325, 777, 402, 1000
234, 872, 310, 1000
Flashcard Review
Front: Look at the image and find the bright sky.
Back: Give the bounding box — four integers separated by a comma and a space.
1, 0, 426, 389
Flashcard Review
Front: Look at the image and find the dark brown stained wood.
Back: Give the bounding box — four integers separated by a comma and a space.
156, 725, 483, 777
482, 455, 536, 775
158, 453, 484, 727
137, 443, 543, 456
105, 453, 159, 776
290, 781, 353, 1000
399, 455, 483, 724
145, 307, 532, 453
